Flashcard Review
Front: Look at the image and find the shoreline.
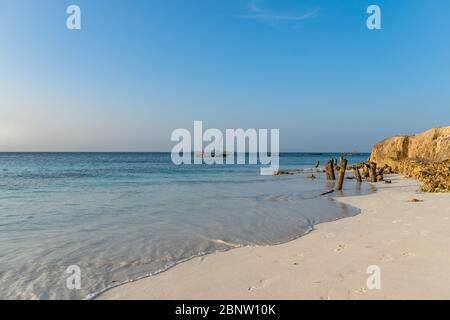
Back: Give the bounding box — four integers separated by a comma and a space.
89, 173, 367, 300
98, 175, 450, 300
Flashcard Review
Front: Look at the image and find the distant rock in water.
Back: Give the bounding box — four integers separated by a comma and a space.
370, 126, 450, 192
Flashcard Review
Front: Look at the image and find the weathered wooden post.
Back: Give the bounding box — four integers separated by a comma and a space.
376, 166, 384, 182
362, 163, 370, 179
353, 166, 362, 182
337, 158, 348, 190
384, 165, 393, 174
329, 159, 336, 180
325, 161, 332, 180
369, 162, 377, 183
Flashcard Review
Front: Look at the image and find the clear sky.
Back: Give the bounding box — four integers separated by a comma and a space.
0, 0, 449, 152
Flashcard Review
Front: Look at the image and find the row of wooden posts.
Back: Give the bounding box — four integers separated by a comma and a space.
325, 157, 393, 191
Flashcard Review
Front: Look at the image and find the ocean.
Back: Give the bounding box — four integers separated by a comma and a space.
0, 152, 373, 299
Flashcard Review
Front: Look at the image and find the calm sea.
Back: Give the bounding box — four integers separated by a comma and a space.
0, 152, 372, 299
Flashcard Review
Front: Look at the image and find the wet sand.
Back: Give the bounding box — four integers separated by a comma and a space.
98, 175, 450, 300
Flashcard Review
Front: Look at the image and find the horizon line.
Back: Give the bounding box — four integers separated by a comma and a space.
0, 151, 371, 154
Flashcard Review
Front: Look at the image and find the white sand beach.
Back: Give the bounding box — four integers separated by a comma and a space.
98, 175, 450, 300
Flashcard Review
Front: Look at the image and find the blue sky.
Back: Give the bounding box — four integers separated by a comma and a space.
0, 0, 449, 151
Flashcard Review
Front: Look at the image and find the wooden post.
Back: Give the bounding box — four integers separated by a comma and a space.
329, 159, 336, 180
376, 165, 385, 182
369, 162, 377, 183
325, 161, 331, 180
337, 158, 348, 190
383, 165, 392, 174
362, 163, 370, 179
353, 166, 362, 182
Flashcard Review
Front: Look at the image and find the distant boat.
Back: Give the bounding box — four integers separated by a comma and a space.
194, 135, 231, 158
196, 151, 231, 158
212, 151, 230, 158
342, 152, 366, 156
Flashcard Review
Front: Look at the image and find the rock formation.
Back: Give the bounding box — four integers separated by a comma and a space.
396, 159, 450, 193
370, 127, 450, 192
370, 127, 450, 168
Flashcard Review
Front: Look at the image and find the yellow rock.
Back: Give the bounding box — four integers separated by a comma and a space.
370, 127, 450, 192
370, 127, 450, 168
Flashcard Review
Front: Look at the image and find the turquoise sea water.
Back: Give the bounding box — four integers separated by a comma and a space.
0, 152, 372, 299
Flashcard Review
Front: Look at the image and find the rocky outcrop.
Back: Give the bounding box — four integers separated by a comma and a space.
396, 159, 450, 193
370, 127, 450, 192
370, 127, 450, 169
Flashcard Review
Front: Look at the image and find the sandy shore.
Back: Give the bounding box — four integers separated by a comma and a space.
98, 175, 450, 300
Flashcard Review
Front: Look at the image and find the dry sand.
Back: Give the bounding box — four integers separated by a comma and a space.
98, 175, 450, 300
